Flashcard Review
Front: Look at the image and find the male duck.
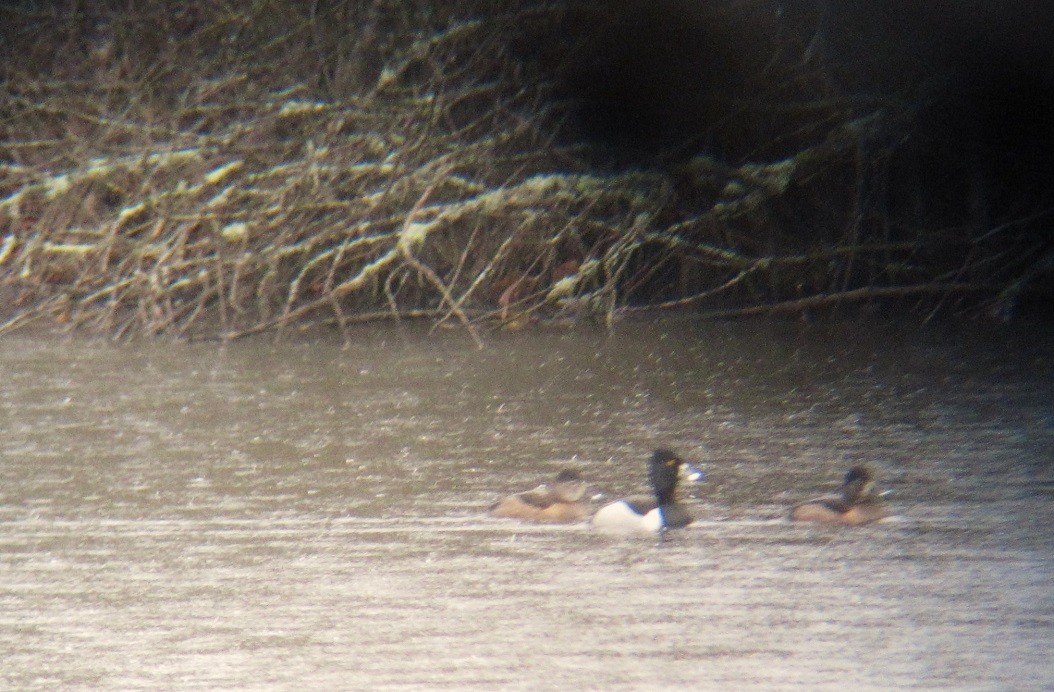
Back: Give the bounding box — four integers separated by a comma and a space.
488, 469, 590, 523
592, 448, 703, 535
789, 465, 891, 526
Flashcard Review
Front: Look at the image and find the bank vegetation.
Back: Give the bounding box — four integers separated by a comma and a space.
1, 1, 1050, 341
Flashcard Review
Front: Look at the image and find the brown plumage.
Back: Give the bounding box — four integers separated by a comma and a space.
790, 465, 891, 526
489, 469, 590, 524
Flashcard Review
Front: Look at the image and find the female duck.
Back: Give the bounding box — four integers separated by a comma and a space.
592, 449, 703, 535
489, 469, 590, 523
789, 465, 891, 526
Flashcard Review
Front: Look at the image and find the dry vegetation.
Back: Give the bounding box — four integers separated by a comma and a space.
0, 1, 1046, 341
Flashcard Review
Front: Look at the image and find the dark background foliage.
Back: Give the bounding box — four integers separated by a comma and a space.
1, 0, 1051, 338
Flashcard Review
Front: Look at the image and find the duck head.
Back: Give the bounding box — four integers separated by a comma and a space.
648, 448, 703, 504
841, 465, 877, 502
551, 469, 588, 503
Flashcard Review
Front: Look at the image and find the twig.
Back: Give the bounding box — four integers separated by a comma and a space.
699, 282, 990, 319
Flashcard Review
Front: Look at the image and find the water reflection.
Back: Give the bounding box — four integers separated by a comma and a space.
1, 318, 1052, 688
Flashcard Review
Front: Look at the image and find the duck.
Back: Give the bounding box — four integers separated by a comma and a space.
488, 469, 590, 523
789, 465, 891, 526
591, 448, 704, 536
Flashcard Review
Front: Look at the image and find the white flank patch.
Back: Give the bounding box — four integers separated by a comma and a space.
591, 502, 663, 533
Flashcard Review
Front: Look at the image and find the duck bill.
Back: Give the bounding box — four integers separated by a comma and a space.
680, 463, 705, 483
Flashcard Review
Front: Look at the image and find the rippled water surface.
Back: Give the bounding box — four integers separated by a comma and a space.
2, 318, 1052, 689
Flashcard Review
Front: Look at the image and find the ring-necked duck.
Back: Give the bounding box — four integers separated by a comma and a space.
488, 469, 590, 523
789, 465, 891, 526
591, 449, 703, 536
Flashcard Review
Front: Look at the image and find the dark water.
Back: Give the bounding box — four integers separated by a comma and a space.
2, 318, 1052, 689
